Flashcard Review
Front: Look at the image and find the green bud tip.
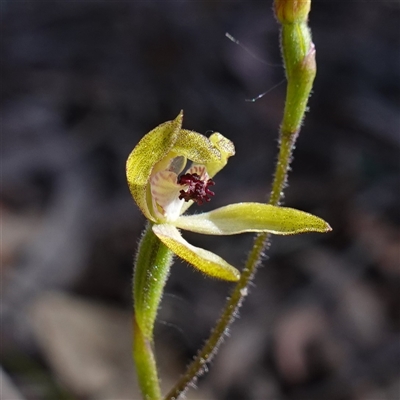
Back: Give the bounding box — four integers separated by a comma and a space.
274, 0, 311, 24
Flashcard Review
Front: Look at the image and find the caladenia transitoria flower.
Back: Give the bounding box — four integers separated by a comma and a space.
126, 110, 332, 334
126, 111, 331, 399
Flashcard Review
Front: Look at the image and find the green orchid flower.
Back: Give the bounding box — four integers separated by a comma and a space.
126, 111, 331, 282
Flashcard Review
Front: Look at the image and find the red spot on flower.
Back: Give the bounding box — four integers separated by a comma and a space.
178, 173, 215, 205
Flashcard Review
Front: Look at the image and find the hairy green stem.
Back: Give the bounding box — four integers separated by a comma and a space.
133, 223, 174, 399
164, 1, 315, 399
133, 316, 162, 400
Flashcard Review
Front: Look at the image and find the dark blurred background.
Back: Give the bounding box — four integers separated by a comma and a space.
1, 1, 399, 400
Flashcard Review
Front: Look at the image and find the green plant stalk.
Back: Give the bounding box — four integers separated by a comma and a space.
133, 316, 161, 400
133, 222, 174, 400
164, 1, 316, 398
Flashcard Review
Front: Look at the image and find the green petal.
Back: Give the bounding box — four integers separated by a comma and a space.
152, 224, 240, 281
126, 112, 183, 221
174, 129, 222, 166
175, 203, 332, 235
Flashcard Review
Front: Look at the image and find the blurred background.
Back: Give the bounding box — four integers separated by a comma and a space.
1, 1, 399, 399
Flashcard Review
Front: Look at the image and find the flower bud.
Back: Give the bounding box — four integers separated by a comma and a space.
274, 0, 311, 24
